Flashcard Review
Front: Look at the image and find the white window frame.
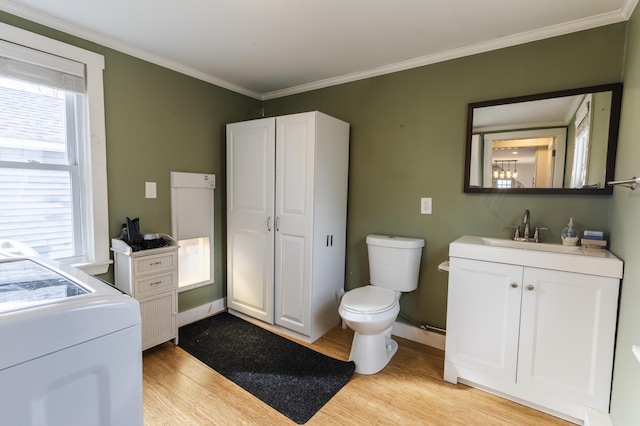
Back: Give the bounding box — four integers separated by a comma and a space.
0, 23, 110, 275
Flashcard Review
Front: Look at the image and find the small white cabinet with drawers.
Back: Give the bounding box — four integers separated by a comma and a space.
112, 238, 178, 351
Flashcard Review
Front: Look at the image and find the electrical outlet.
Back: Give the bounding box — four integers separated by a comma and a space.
421, 197, 432, 214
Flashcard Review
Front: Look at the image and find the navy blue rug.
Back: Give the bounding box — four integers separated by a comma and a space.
179, 312, 355, 424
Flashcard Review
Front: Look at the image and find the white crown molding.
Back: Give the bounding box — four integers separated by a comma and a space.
262, 2, 638, 100
0, 0, 263, 99
622, 0, 640, 17
2, 0, 637, 101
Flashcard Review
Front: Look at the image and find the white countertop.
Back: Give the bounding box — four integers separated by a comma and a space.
449, 235, 623, 279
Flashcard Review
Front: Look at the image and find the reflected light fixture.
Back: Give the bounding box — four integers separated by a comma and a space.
493, 160, 518, 180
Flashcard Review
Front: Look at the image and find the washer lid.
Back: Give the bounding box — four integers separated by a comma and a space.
341, 286, 397, 314
0, 257, 141, 371
0, 259, 89, 313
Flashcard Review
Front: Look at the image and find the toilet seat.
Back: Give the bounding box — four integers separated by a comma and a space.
340, 285, 398, 314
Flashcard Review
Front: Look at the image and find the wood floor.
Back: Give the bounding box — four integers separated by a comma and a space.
142, 322, 571, 426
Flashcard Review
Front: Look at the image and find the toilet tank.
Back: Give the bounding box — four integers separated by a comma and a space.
366, 234, 425, 292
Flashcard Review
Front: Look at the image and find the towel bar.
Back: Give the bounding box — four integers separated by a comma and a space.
607, 177, 640, 190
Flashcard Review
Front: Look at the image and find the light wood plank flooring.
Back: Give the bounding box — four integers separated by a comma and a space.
143, 323, 571, 425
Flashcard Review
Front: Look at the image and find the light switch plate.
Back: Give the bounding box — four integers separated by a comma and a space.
145, 182, 157, 199
421, 197, 432, 214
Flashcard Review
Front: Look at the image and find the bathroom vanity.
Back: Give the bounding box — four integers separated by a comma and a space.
444, 235, 623, 424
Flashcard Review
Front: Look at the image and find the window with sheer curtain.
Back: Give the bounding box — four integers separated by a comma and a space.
570, 95, 592, 189
0, 24, 109, 274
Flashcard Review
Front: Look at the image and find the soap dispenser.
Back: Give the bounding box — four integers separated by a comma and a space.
561, 217, 580, 246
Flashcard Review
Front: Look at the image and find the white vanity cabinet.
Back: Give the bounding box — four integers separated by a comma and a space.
112, 241, 178, 351
226, 111, 349, 342
445, 236, 623, 423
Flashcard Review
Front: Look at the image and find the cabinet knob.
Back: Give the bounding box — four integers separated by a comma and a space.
510, 283, 518, 289
526, 284, 535, 291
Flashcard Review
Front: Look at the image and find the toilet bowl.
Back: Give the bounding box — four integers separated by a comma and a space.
338, 234, 424, 375
339, 286, 400, 374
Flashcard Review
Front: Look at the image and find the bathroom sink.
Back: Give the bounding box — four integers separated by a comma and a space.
449, 235, 623, 278
480, 237, 587, 254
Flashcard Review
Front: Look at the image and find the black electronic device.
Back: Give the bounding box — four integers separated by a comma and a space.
119, 217, 172, 251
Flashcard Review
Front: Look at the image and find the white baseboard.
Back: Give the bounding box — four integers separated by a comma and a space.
584, 408, 613, 426
177, 297, 226, 327
392, 320, 446, 351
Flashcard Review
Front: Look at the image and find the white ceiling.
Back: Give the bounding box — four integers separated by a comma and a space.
0, 0, 637, 100
473, 95, 583, 132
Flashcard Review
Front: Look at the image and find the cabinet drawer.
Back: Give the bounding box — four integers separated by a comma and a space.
135, 272, 176, 297
133, 252, 177, 276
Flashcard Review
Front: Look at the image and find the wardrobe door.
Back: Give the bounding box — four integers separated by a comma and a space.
226, 118, 275, 324
274, 112, 316, 335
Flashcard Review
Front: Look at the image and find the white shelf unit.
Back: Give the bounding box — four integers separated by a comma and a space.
112, 239, 178, 351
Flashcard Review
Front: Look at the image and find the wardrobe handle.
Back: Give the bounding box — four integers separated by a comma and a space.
330, 235, 333, 246
266, 216, 271, 231
510, 283, 518, 289
275, 216, 280, 231
526, 285, 535, 291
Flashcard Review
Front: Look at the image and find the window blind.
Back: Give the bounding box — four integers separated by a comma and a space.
0, 40, 84, 93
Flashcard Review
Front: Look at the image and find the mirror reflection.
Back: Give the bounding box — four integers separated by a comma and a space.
465, 83, 622, 194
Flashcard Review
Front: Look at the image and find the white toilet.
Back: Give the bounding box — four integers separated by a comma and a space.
338, 234, 424, 374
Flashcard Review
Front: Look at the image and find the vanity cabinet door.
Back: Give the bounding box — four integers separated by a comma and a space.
445, 258, 523, 381
517, 267, 619, 411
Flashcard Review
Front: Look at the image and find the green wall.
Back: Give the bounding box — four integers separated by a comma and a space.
265, 23, 626, 329
609, 5, 640, 424
0, 11, 261, 311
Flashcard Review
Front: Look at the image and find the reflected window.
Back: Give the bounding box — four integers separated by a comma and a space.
570, 95, 592, 188
496, 179, 513, 189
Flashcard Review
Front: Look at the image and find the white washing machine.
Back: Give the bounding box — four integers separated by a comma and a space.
0, 254, 143, 426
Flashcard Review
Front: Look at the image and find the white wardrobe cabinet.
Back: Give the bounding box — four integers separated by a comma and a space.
226, 111, 349, 342
445, 256, 620, 423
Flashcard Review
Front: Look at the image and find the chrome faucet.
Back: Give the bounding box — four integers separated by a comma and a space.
522, 209, 531, 239
509, 209, 547, 242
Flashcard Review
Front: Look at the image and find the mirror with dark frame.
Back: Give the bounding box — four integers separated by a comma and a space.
464, 83, 623, 195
